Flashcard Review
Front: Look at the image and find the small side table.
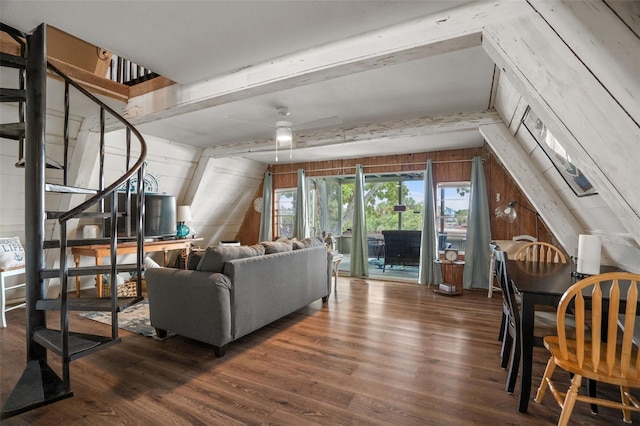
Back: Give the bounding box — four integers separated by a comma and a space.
330, 253, 343, 293
434, 260, 465, 296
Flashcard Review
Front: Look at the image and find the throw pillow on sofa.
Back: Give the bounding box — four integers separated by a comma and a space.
293, 236, 324, 250
196, 244, 265, 273
260, 239, 293, 254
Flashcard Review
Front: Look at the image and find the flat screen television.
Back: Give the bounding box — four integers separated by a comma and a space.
104, 192, 176, 239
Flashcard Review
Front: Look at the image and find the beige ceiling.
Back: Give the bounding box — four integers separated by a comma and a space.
3, 0, 498, 164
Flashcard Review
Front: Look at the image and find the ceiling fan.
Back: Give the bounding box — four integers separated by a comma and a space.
224, 106, 342, 162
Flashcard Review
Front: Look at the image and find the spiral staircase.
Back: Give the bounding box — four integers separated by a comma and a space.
1, 23, 148, 418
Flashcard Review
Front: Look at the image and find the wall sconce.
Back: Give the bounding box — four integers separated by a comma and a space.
494, 200, 540, 241
176, 205, 192, 239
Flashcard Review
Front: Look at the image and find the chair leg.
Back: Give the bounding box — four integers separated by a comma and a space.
535, 357, 556, 403
498, 311, 506, 342
558, 374, 582, 426
620, 386, 632, 423
501, 328, 512, 369
506, 331, 520, 394
588, 379, 598, 414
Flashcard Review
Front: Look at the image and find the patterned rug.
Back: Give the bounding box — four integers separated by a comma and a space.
79, 299, 174, 340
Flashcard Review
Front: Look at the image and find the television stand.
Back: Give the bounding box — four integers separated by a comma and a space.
72, 238, 203, 297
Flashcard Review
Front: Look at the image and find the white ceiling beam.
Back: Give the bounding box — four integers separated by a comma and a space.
204, 110, 502, 157
528, 0, 640, 126
480, 123, 583, 256
483, 13, 640, 246
120, 1, 533, 128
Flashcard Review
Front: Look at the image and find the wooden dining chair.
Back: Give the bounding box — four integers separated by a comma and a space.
535, 272, 640, 425
513, 242, 567, 264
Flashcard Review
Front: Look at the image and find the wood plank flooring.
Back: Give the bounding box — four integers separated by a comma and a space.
1, 277, 637, 425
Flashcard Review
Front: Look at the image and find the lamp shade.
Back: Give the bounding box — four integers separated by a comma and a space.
176, 205, 192, 222
577, 234, 601, 275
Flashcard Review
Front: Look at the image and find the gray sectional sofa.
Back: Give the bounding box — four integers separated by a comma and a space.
145, 238, 331, 357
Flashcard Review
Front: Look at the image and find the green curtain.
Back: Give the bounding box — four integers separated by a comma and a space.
350, 164, 369, 278
258, 171, 273, 242
317, 178, 328, 236
418, 160, 443, 285
293, 169, 309, 239
462, 156, 491, 289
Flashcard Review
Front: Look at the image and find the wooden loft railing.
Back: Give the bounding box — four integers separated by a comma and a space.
1, 26, 173, 102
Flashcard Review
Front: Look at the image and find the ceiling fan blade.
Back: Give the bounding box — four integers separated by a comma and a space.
292, 115, 342, 131
223, 115, 275, 129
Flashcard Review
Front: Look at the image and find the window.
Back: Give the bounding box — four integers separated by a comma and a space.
308, 178, 342, 237
523, 108, 596, 197
436, 182, 470, 252
274, 188, 296, 238
339, 174, 424, 235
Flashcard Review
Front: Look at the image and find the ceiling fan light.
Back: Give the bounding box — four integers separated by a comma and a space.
275, 120, 292, 146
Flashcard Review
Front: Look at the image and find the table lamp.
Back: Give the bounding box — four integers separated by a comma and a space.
576, 234, 601, 276
176, 205, 192, 239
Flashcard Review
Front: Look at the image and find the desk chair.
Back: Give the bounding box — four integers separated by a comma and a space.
513, 242, 566, 264
535, 272, 640, 425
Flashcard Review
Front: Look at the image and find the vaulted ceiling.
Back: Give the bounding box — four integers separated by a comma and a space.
2, 0, 503, 164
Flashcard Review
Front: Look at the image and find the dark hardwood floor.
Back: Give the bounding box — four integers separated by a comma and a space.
1, 278, 636, 425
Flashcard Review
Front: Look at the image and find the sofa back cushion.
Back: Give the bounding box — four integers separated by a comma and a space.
260, 239, 293, 254
197, 244, 265, 273
293, 236, 324, 250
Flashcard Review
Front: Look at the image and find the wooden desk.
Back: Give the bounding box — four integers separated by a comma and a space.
73, 238, 202, 297
508, 260, 622, 413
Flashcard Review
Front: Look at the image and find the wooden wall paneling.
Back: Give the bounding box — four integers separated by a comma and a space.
234, 180, 264, 245
264, 146, 546, 248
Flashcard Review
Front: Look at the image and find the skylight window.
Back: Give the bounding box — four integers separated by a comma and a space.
523, 108, 597, 197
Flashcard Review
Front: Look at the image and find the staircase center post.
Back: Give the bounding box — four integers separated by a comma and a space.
25, 23, 47, 361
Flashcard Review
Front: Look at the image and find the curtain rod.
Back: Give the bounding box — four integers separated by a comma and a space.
270, 158, 479, 175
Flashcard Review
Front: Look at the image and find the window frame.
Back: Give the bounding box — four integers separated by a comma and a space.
436, 181, 471, 253
273, 187, 296, 239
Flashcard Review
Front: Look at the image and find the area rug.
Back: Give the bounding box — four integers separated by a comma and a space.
78, 299, 174, 340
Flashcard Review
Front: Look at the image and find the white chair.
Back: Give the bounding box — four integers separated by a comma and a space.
488, 243, 500, 298
1, 265, 26, 328
512, 234, 538, 242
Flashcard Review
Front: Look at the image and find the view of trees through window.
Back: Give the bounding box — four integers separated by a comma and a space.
275, 176, 470, 253
339, 180, 423, 233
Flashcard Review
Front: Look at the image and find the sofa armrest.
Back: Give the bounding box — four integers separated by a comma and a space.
145, 268, 232, 347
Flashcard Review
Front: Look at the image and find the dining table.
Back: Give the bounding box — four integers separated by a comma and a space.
507, 259, 623, 413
